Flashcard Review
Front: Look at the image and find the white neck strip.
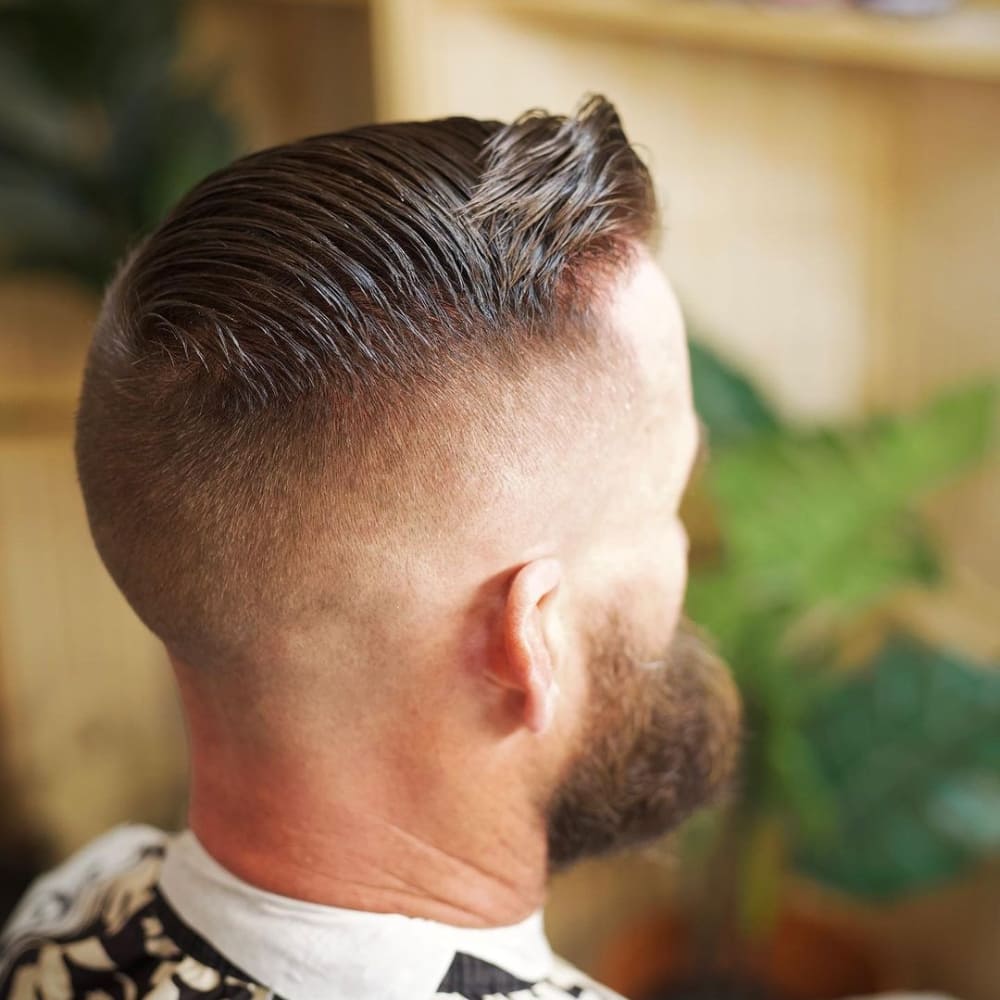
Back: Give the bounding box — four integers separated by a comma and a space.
158, 830, 553, 1000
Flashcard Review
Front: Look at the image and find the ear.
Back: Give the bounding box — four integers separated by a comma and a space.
498, 557, 563, 735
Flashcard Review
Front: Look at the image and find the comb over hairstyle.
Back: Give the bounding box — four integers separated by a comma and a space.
75, 95, 657, 666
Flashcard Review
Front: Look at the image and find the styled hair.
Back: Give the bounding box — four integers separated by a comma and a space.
75, 95, 657, 665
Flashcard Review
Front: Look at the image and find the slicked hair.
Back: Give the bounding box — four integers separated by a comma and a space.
75, 95, 657, 665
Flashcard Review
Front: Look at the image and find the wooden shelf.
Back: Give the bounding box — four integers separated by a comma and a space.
462, 0, 1000, 82
249, 0, 368, 7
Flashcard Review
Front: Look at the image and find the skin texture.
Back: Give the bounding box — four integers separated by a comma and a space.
172, 249, 740, 928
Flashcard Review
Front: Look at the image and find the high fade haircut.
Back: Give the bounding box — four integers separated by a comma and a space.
75, 95, 657, 668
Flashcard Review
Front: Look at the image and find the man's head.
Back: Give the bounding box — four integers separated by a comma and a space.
76, 96, 739, 880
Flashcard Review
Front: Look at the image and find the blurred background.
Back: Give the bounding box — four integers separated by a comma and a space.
1, 1, 998, 998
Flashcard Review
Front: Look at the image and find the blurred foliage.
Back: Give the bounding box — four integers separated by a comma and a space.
688, 341, 780, 447
0, 0, 238, 289
685, 338, 998, 926
801, 635, 1000, 898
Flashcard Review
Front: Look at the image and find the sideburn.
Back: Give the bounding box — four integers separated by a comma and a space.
545, 613, 742, 873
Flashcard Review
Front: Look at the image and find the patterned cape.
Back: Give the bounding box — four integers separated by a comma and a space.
0, 826, 624, 1000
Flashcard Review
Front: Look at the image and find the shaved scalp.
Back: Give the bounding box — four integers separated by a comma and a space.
75, 96, 657, 667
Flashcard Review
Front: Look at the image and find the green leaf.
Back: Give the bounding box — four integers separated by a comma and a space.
703, 383, 996, 637
0, 0, 239, 289
688, 338, 779, 447
928, 774, 1000, 853
109, 91, 238, 229
796, 636, 1000, 899
685, 380, 996, 905
0, 163, 120, 287
870, 381, 998, 498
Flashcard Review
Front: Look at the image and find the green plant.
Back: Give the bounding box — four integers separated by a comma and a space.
685, 338, 999, 938
0, 0, 238, 290
801, 635, 1000, 899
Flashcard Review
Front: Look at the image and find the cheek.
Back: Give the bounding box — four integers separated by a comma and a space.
661, 519, 689, 636
633, 518, 689, 642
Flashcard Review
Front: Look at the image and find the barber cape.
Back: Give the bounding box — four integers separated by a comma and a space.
0, 825, 624, 1000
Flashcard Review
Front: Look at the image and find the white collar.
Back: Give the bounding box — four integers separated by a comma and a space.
158, 830, 554, 1000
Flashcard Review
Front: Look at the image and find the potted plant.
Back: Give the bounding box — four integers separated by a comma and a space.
0, 0, 237, 290
596, 340, 999, 1000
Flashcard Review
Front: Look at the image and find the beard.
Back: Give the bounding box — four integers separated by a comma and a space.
545, 609, 742, 873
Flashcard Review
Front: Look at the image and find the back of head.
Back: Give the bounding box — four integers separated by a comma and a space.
75, 96, 656, 671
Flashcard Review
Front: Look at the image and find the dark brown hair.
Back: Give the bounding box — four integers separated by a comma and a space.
75, 95, 656, 665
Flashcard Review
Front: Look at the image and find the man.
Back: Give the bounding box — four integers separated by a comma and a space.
0, 96, 740, 1000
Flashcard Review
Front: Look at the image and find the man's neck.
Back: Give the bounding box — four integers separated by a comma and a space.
186, 753, 549, 928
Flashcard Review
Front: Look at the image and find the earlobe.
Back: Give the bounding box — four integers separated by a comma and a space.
503, 558, 562, 735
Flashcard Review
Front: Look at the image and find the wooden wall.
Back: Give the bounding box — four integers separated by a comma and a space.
0, 280, 186, 860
